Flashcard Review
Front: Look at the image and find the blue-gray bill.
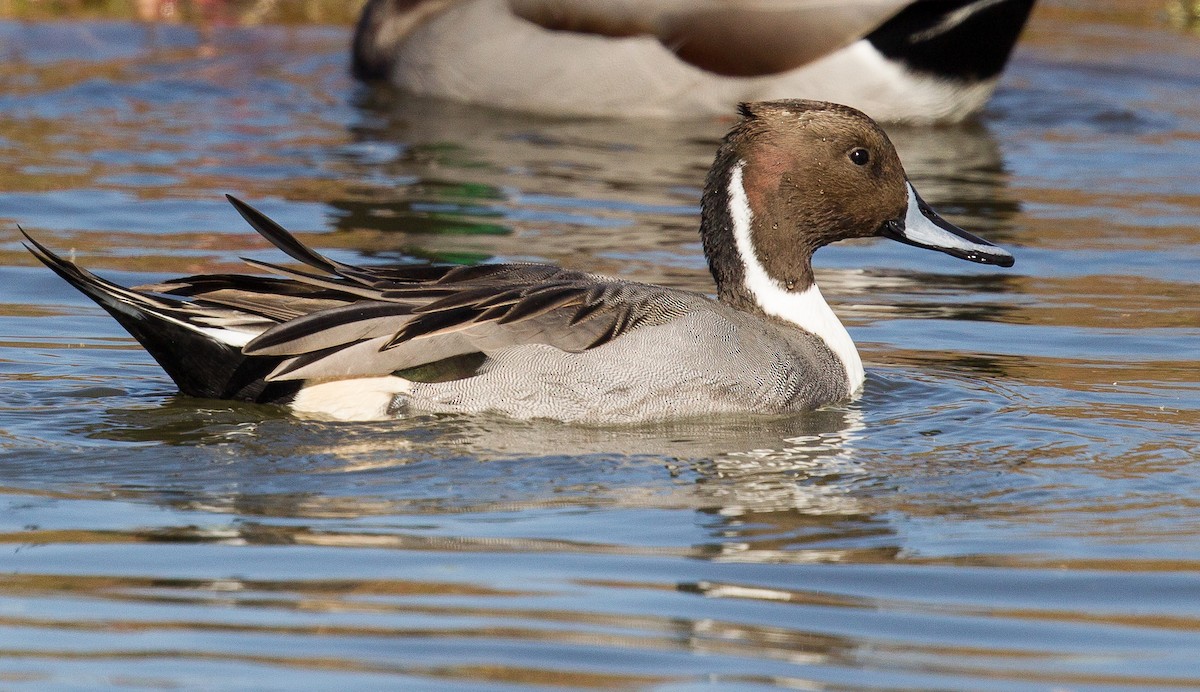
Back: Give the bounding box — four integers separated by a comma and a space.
881, 183, 1015, 267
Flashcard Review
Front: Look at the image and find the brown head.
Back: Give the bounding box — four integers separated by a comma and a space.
700, 99, 1012, 310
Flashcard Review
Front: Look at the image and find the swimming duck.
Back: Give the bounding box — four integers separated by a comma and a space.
24, 100, 1014, 423
352, 0, 1037, 122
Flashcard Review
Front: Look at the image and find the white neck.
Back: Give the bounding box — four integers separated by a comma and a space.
727, 162, 865, 394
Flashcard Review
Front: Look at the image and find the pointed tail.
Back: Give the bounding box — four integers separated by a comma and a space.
21, 228, 298, 403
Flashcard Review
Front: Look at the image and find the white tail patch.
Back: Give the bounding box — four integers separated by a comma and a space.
94, 288, 259, 348
198, 326, 255, 348
290, 376, 412, 421
728, 162, 865, 393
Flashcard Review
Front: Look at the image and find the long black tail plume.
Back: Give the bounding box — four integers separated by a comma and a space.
21, 228, 299, 403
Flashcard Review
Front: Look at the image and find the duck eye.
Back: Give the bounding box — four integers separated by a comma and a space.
849, 148, 870, 166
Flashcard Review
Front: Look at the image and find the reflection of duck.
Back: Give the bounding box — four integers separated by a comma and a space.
352, 0, 1037, 122
25, 100, 1013, 423
331, 94, 1024, 294
329, 95, 724, 276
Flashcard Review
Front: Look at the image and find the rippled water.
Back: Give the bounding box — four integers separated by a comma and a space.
2, 5, 1199, 689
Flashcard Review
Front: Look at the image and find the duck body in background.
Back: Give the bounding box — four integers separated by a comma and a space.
24, 100, 1014, 423
352, 0, 1037, 122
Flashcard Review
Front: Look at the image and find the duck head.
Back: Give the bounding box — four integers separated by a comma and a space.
701, 100, 1013, 310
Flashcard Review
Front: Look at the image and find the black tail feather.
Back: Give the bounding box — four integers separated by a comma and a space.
225, 195, 342, 275
21, 228, 298, 404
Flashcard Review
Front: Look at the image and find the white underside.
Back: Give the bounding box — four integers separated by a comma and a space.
392, 0, 998, 122
728, 163, 865, 394
289, 376, 412, 421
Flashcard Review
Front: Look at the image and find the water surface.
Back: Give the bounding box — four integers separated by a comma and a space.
1, 4, 1199, 689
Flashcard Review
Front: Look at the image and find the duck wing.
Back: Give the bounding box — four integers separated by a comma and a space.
509, 0, 909, 76
160, 197, 705, 382
240, 266, 700, 382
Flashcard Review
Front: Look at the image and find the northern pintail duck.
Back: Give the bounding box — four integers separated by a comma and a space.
24, 100, 1014, 423
352, 0, 1036, 122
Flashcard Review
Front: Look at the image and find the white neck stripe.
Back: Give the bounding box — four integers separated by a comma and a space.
727, 162, 864, 393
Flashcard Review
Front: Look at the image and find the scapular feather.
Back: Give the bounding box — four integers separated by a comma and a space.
382, 305, 485, 349
245, 301, 414, 355
497, 285, 584, 324
568, 295, 611, 326
415, 284, 519, 313
240, 259, 382, 299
